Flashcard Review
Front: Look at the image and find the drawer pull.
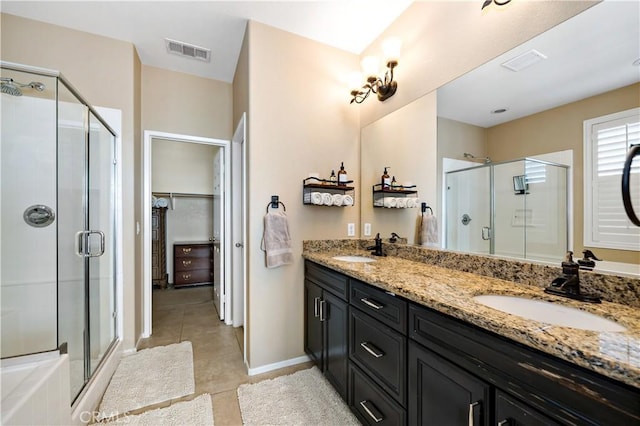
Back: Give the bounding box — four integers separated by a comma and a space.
468, 401, 480, 426
313, 297, 320, 318
359, 400, 383, 423
182, 260, 192, 266
182, 273, 191, 280
360, 341, 384, 358
360, 297, 384, 310
497, 421, 509, 426
319, 300, 326, 322
182, 248, 192, 254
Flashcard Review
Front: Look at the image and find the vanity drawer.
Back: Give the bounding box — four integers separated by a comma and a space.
350, 307, 406, 406
349, 363, 406, 426
174, 257, 211, 272
350, 279, 407, 333
305, 260, 349, 301
174, 268, 212, 286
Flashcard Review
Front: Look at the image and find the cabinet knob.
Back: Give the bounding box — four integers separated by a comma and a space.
183, 273, 191, 280
182, 260, 192, 266
182, 248, 192, 254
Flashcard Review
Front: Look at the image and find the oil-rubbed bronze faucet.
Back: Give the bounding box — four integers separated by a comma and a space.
366, 233, 386, 256
544, 251, 601, 303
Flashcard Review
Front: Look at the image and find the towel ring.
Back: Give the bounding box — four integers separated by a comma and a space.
421, 203, 433, 216
266, 201, 287, 213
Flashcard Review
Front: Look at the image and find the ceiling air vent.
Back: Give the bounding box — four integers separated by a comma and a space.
165, 38, 211, 62
501, 49, 547, 72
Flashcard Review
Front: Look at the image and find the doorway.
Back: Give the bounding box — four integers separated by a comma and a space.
142, 131, 232, 335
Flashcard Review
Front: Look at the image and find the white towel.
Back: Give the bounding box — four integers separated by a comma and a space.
406, 197, 418, 208
310, 192, 323, 205
421, 213, 439, 247
373, 199, 384, 207
383, 197, 397, 208
261, 211, 293, 268
343, 195, 354, 206
396, 198, 407, 208
156, 197, 168, 208
332, 193, 344, 206
322, 193, 333, 206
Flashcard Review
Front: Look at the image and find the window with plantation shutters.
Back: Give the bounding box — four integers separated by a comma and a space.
584, 108, 640, 251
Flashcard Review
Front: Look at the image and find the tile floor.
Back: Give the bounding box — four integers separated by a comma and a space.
135, 285, 313, 425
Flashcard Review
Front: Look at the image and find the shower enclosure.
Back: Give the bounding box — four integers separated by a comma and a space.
1, 62, 118, 403
445, 158, 568, 262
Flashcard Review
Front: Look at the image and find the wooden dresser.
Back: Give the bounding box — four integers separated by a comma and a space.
151, 207, 168, 288
173, 242, 213, 287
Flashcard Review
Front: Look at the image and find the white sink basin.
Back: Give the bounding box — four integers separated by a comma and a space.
473, 295, 626, 332
332, 255, 376, 263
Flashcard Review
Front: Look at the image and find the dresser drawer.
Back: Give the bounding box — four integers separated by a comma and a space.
349, 363, 406, 426
305, 260, 349, 301
350, 279, 407, 333
350, 307, 406, 406
174, 268, 212, 286
174, 257, 211, 272
174, 244, 211, 258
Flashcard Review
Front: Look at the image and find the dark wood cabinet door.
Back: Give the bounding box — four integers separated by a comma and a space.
409, 341, 491, 426
323, 290, 349, 401
304, 279, 323, 367
495, 390, 560, 426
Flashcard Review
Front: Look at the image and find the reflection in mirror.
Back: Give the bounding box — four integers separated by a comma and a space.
436, 0, 639, 264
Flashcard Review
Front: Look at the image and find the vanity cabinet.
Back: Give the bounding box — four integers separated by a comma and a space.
304, 261, 349, 400
303, 260, 640, 425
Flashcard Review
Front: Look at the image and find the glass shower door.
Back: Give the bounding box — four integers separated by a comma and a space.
88, 112, 116, 376
445, 167, 491, 254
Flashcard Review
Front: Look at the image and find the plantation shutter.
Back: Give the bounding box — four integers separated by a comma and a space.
588, 111, 640, 250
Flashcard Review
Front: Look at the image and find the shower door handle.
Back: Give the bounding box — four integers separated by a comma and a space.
75, 230, 106, 257
482, 227, 492, 240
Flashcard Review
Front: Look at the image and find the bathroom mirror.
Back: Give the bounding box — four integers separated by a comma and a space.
360, 1, 639, 264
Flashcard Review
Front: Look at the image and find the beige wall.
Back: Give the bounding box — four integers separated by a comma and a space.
486, 83, 640, 264
141, 65, 233, 140
152, 139, 218, 194
245, 21, 360, 368
1, 13, 140, 350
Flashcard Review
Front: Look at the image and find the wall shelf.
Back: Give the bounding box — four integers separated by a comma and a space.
372, 183, 419, 208
303, 177, 355, 207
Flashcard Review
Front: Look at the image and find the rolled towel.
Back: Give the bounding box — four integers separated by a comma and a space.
396, 198, 408, 208
383, 197, 397, 208
343, 194, 354, 206
406, 197, 417, 208
332, 193, 344, 206
373, 199, 384, 207
152, 195, 158, 207
311, 192, 323, 205
322, 193, 333, 206
156, 197, 168, 208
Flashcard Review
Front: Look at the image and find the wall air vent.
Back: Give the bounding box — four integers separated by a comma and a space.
501, 49, 547, 72
165, 38, 211, 62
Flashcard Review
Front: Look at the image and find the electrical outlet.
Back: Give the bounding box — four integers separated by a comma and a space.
364, 223, 372, 236
347, 223, 355, 237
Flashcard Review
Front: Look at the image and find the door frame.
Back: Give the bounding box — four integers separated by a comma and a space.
142, 130, 231, 337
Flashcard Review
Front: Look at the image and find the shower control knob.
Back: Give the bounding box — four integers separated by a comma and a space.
235, 242, 244, 248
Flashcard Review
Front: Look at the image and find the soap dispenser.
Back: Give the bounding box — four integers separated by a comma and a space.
337, 162, 348, 185
381, 167, 391, 189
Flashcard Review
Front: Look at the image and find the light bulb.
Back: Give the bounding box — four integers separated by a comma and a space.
361, 56, 380, 79
382, 37, 401, 64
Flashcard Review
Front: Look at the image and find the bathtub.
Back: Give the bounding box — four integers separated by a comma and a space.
1, 351, 71, 425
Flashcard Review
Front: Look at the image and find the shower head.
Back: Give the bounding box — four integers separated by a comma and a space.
1, 77, 46, 96
463, 152, 492, 164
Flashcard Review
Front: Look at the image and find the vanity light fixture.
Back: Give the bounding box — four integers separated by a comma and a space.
349, 37, 401, 104
482, 0, 512, 10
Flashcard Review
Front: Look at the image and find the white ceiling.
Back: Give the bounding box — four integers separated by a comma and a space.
0, 0, 414, 83
438, 0, 640, 128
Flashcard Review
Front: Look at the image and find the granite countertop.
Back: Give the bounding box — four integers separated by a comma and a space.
302, 249, 640, 390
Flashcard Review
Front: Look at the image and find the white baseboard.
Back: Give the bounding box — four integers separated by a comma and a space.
247, 354, 311, 376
